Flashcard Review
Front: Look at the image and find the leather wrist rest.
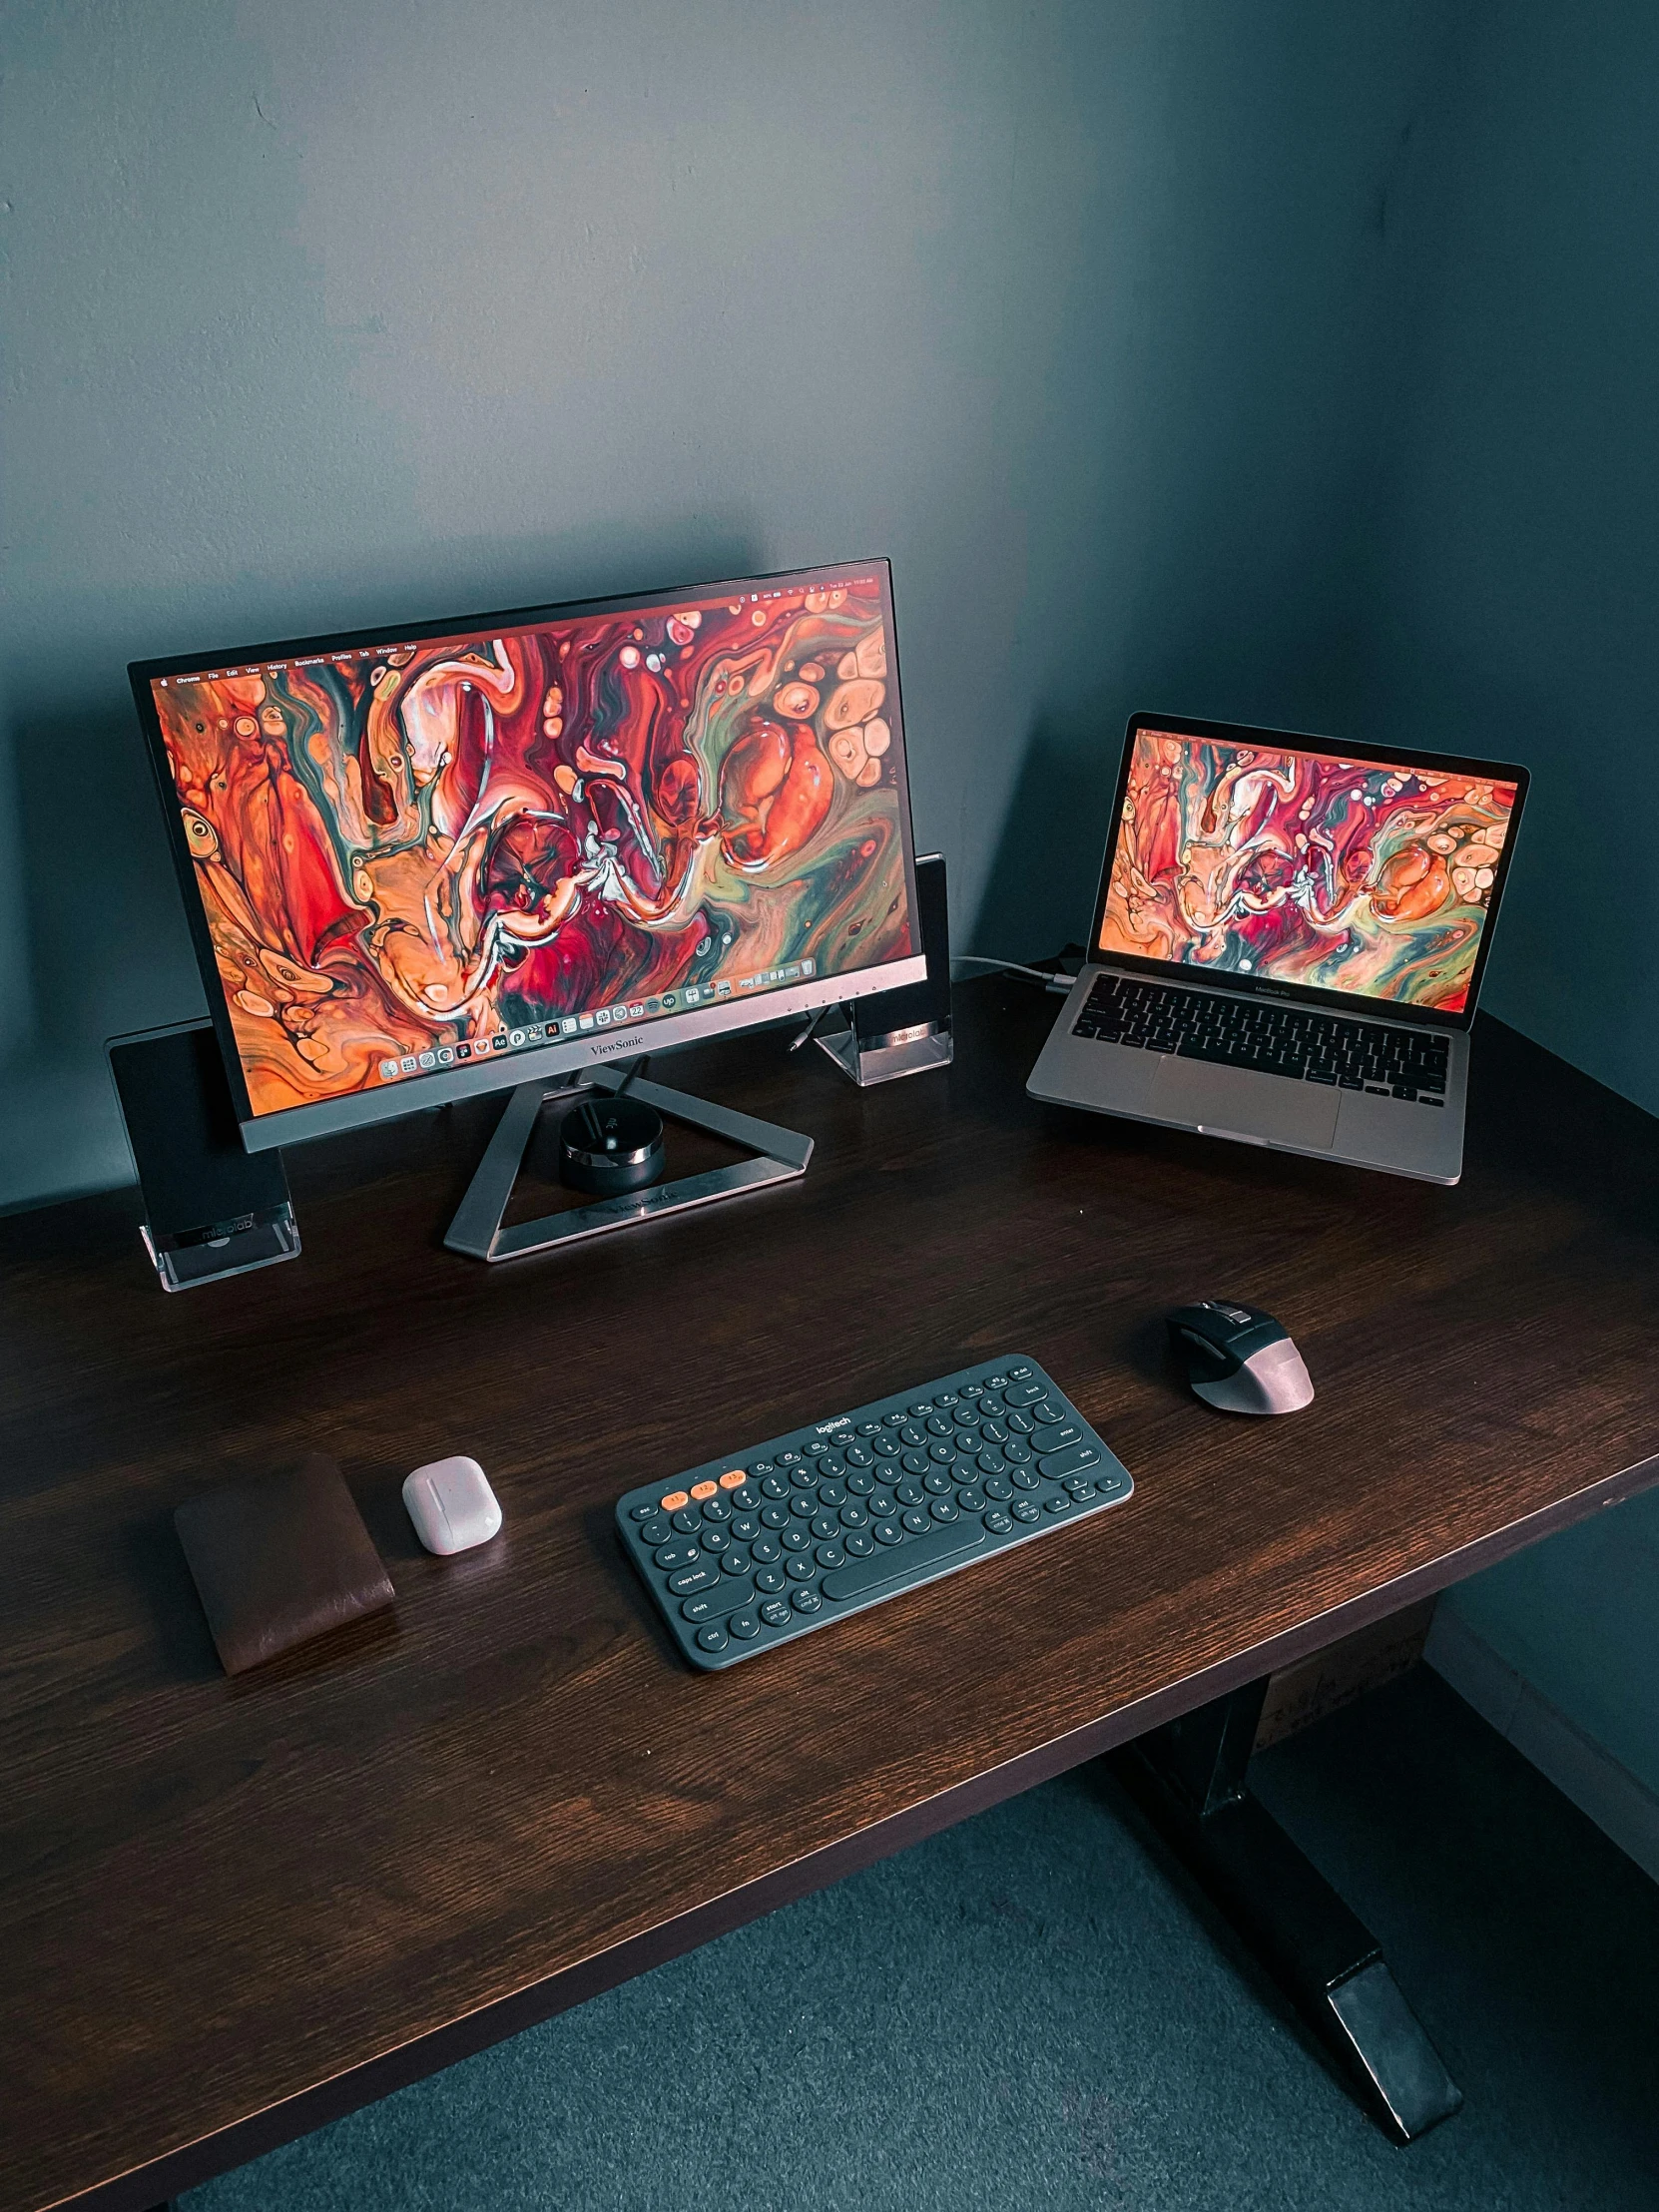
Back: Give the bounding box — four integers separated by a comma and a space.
175, 1452, 394, 1674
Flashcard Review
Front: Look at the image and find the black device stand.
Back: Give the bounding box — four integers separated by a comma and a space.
1110, 1679, 1462, 2142
819, 850, 953, 1085
108, 1023, 299, 1292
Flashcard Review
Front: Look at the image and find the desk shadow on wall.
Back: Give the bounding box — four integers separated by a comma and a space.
968, 716, 1118, 964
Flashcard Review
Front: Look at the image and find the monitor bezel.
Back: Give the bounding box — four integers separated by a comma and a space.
1087, 711, 1530, 1033
129, 557, 926, 1151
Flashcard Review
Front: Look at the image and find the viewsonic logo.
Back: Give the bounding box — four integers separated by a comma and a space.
593, 1032, 645, 1056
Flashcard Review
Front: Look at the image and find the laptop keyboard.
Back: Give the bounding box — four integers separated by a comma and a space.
1072, 975, 1449, 1104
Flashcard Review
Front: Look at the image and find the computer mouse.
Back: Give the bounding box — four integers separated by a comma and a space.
1165, 1301, 1315, 1415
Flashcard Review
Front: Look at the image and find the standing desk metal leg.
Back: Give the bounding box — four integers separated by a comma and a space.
1110, 1680, 1462, 2143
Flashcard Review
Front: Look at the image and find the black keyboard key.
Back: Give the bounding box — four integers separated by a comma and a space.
822, 1521, 988, 1600
1037, 1440, 1103, 1481
669, 1561, 722, 1595
680, 1581, 755, 1622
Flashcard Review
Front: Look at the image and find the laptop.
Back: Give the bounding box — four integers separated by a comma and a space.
1027, 713, 1528, 1184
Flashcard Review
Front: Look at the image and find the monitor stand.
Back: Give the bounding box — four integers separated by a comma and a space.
443, 1064, 813, 1264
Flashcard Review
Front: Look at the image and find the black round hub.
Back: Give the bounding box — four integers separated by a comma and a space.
558, 1096, 666, 1196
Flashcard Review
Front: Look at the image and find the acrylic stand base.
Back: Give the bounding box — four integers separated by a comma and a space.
817, 1018, 952, 1087
443, 1068, 814, 1264
142, 1210, 300, 1293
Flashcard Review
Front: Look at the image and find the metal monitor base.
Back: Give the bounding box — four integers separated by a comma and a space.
818, 1018, 952, 1087
443, 1067, 813, 1264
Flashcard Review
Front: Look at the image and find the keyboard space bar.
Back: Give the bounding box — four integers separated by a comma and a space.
1179, 1037, 1302, 1076
822, 1523, 987, 1601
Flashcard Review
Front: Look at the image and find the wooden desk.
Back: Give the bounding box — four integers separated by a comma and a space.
4, 982, 1656, 2212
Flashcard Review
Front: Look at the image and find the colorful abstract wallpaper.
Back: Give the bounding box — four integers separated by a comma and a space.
151, 576, 912, 1117
1098, 729, 1519, 1012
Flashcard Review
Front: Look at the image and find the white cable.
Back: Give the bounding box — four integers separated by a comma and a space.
953, 955, 1072, 987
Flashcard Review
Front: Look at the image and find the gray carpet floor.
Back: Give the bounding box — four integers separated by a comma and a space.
185, 1668, 1659, 2210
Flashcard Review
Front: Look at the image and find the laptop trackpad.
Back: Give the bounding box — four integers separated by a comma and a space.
1151, 1058, 1341, 1151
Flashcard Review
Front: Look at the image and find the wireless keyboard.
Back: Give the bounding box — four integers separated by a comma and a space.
616, 1356, 1133, 1670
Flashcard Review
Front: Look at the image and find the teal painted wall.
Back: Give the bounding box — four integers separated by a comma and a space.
0, 0, 1447, 1209
1351, 0, 1659, 1802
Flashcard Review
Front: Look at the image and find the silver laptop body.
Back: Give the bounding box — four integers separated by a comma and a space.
1027, 713, 1529, 1186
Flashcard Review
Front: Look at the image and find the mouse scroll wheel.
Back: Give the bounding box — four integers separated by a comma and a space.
1181, 1330, 1229, 1362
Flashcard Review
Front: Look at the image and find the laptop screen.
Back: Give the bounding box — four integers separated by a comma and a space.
1096, 723, 1524, 1017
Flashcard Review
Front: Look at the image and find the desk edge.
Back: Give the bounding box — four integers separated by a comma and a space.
37, 1446, 1659, 2212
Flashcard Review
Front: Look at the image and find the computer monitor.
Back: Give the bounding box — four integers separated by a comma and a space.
130, 558, 925, 1151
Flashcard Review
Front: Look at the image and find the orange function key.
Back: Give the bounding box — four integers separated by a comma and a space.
660, 1490, 690, 1512
718, 1470, 747, 1490
689, 1480, 719, 1501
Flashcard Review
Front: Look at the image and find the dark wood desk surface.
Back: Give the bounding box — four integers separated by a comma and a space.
5, 983, 1657, 2212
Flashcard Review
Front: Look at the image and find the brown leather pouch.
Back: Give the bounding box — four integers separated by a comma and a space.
175, 1453, 394, 1674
